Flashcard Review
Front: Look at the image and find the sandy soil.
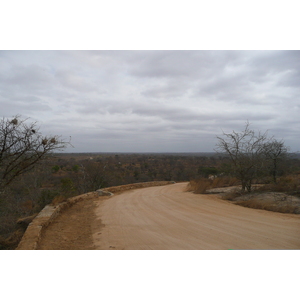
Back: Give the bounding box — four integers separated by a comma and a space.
93, 183, 300, 249
38, 183, 300, 250
37, 197, 103, 250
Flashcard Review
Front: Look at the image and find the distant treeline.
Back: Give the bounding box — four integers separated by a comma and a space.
1, 152, 300, 249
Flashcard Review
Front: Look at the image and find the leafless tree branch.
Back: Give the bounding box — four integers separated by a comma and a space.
215, 121, 288, 191
0, 115, 71, 191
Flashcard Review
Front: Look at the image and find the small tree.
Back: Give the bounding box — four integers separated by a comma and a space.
77, 161, 108, 193
0, 115, 70, 192
215, 122, 270, 192
263, 139, 289, 183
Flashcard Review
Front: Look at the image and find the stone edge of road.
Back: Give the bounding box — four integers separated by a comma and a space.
16, 181, 176, 250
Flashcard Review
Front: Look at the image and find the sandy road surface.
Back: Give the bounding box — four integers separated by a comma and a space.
93, 183, 300, 250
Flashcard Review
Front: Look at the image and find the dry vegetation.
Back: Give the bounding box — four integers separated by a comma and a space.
1, 150, 300, 250
187, 174, 300, 215
186, 176, 239, 194
233, 193, 300, 214
232, 175, 300, 214
255, 175, 300, 196
0, 152, 224, 249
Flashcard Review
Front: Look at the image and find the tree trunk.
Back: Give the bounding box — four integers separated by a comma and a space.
273, 159, 277, 184
241, 181, 246, 192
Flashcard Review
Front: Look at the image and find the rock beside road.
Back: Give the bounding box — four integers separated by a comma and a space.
96, 190, 114, 196
207, 185, 300, 214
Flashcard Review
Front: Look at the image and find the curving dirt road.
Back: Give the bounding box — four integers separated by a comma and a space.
93, 183, 300, 250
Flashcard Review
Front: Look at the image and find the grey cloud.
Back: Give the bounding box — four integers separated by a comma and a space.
129, 51, 207, 78
245, 51, 300, 89
197, 76, 251, 101
132, 106, 211, 122
128, 51, 247, 80
141, 79, 191, 99
1, 50, 299, 152
55, 70, 99, 92
0, 64, 54, 91
0, 95, 52, 118
249, 51, 300, 73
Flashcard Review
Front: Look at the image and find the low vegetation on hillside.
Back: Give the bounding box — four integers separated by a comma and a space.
187, 123, 300, 215
0, 150, 230, 249
0, 116, 69, 249
1, 117, 299, 249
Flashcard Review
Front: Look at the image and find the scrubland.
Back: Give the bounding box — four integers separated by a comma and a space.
0, 152, 223, 249
187, 174, 300, 214
1, 152, 299, 250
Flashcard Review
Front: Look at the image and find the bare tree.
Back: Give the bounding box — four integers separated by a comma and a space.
215, 122, 269, 192
263, 139, 289, 183
76, 161, 108, 193
0, 115, 70, 191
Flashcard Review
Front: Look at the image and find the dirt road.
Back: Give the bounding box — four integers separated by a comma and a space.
93, 183, 300, 250
38, 182, 300, 250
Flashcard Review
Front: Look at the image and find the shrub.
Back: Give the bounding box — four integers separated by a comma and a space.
194, 179, 212, 194
52, 165, 60, 173
37, 189, 60, 210
60, 178, 76, 197
187, 176, 239, 194
256, 175, 300, 196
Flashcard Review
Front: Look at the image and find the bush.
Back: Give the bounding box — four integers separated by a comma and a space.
52, 165, 60, 173
37, 189, 60, 209
187, 176, 239, 194
60, 178, 77, 197
190, 179, 212, 194
256, 175, 300, 196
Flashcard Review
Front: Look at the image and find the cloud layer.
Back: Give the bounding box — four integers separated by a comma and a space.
1, 50, 299, 152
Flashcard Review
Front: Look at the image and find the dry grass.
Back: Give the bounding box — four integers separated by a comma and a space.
0, 228, 26, 250
234, 196, 300, 214
51, 195, 68, 206
188, 174, 300, 215
186, 176, 239, 194
256, 175, 300, 197
186, 179, 211, 194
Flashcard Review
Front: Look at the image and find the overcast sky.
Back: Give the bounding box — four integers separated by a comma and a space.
0, 50, 299, 152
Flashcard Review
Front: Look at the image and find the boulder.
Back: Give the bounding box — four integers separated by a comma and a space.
96, 190, 114, 196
